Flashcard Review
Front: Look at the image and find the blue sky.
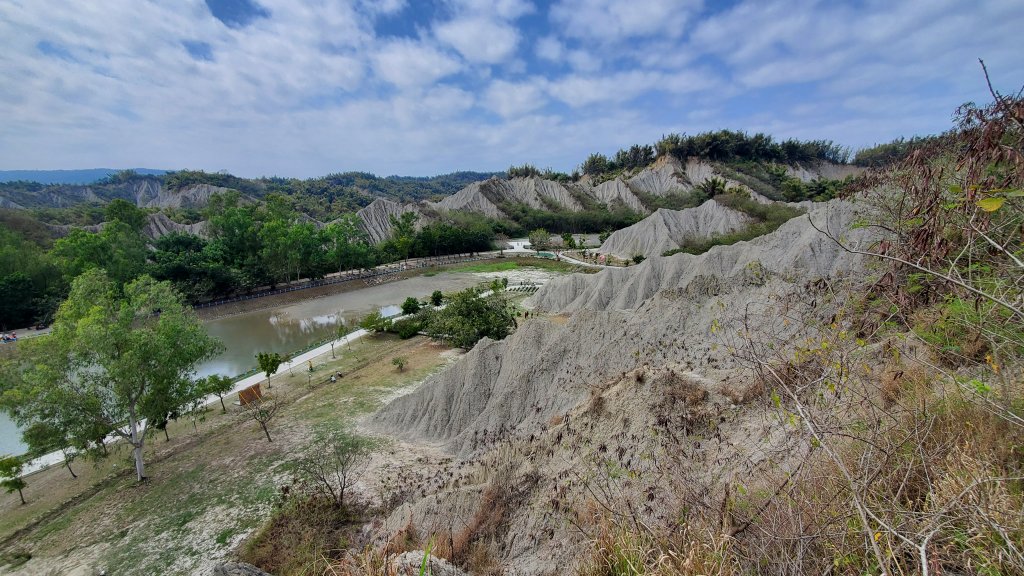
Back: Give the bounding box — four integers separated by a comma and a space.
1, 0, 1021, 178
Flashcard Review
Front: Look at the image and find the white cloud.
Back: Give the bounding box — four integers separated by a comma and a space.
546, 68, 716, 107
0, 0, 1020, 178
535, 36, 599, 71
550, 0, 701, 42
445, 0, 535, 20
371, 39, 462, 88
484, 79, 547, 117
434, 16, 520, 64
535, 36, 563, 61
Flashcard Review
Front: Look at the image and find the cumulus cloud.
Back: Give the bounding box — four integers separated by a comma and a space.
445, 0, 535, 20
483, 79, 547, 117
434, 16, 520, 64
371, 39, 462, 88
0, 0, 1020, 177
550, 0, 701, 42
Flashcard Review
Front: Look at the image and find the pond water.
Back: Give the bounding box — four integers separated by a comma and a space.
0, 272, 486, 456
195, 272, 481, 378
0, 414, 21, 456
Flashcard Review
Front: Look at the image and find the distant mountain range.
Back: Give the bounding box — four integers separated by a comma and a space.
0, 168, 168, 185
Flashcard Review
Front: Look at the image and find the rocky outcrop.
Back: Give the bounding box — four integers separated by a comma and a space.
532, 201, 863, 312
590, 179, 646, 213
44, 213, 207, 241
596, 200, 754, 259
143, 212, 208, 240
355, 198, 425, 244
626, 155, 690, 196
431, 176, 583, 217
372, 201, 871, 451
140, 182, 233, 209
367, 199, 877, 572
212, 562, 274, 576
0, 178, 236, 210
431, 180, 506, 218
0, 196, 24, 209
417, 156, 826, 225
392, 552, 468, 576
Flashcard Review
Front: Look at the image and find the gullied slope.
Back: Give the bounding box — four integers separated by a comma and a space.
596, 199, 754, 259
142, 212, 208, 239
355, 198, 425, 244
532, 201, 862, 312
430, 180, 506, 218
0, 178, 235, 210
590, 179, 646, 213
141, 183, 233, 209
431, 176, 584, 217
626, 155, 691, 196
367, 200, 876, 573
426, 155, 779, 222
373, 201, 867, 449
44, 213, 208, 241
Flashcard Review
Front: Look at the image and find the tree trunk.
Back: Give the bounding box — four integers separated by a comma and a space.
261, 422, 273, 442
129, 410, 146, 481
219, 395, 227, 413
164, 428, 170, 442
65, 457, 77, 479
17, 488, 25, 505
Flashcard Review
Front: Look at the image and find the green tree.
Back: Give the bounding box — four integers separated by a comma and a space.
581, 153, 610, 176
323, 215, 371, 273
696, 177, 727, 200
430, 290, 444, 306
148, 232, 234, 302
561, 232, 576, 249
528, 228, 550, 251
255, 352, 284, 390
258, 219, 294, 286
401, 297, 421, 315
388, 212, 419, 261
359, 310, 392, 333
51, 222, 148, 286
202, 374, 234, 414
0, 455, 26, 505
0, 228, 64, 328
391, 356, 407, 372
22, 421, 77, 479
424, 288, 516, 349
296, 428, 379, 507
104, 199, 148, 231
0, 270, 222, 482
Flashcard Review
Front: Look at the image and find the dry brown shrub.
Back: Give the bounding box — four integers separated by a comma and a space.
384, 519, 420, 556
241, 496, 362, 576
721, 379, 764, 405
577, 518, 737, 576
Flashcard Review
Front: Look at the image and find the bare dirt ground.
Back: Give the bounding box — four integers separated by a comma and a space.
0, 335, 462, 576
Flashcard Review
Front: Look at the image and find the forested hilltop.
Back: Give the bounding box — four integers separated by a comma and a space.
0, 131, 918, 330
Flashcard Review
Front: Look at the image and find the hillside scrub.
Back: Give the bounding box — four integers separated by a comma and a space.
591, 78, 1024, 575
662, 192, 805, 256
